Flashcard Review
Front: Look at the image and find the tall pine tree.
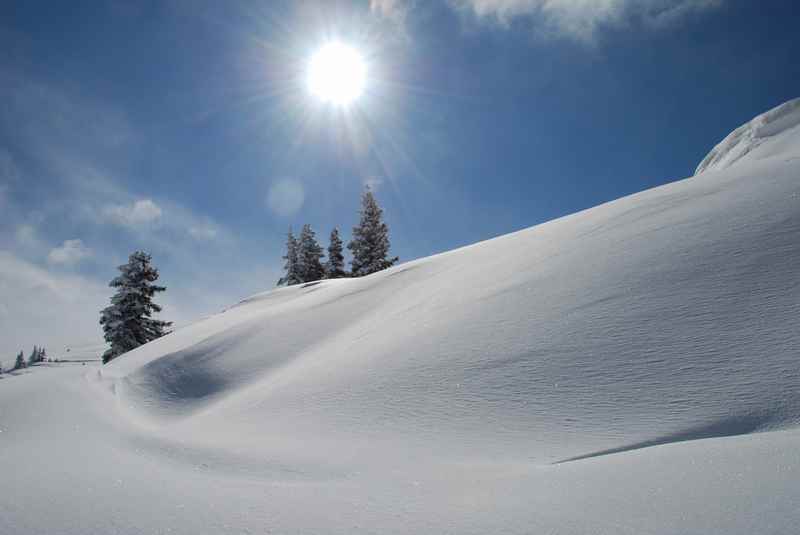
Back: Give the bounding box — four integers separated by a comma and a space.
277, 228, 302, 286
297, 224, 325, 282
99, 251, 172, 364
348, 187, 398, 277
325, 227, 347, 279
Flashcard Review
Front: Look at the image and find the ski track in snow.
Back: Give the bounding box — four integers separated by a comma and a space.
2, 101, 800, 534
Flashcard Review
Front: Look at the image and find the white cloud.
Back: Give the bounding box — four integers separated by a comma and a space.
449, 0, 722, 41
267, 179, 305, 217
47, 239, 93, 266
103, 198, 163, 227
46, 160, 228, 244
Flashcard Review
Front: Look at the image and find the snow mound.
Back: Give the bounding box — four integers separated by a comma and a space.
695, 97, 800, 174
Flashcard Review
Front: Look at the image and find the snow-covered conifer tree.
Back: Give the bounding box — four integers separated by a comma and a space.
27, 345, 39, 366
99, 251, 172, 364
14, 351, 25, 370
297, 224, 325, 282
348, 187, 398, 277
325, 227, 347, 279
277, 228, 302, 286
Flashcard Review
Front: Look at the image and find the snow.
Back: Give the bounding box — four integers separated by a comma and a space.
695, 97, 800, 174
3, 100, 800, 533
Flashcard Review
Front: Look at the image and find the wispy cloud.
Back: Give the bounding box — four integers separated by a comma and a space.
44, 157, 229, 244
0, 65, 232, 249
373, 0, 723, 42
0, 67, 134, 154
47, 239, 93, 266
103, 198, 163, 227
457, 0, 722, 40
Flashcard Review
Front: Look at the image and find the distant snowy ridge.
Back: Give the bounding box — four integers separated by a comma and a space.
695, 97, 800, 175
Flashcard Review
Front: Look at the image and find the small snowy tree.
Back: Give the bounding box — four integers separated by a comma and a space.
325, 227, 347, 279
99, 251, 172, 364
14, 351, 25, 370
348, 187, 398, 277
277, 228, 302, 286
297, 224, 325, 283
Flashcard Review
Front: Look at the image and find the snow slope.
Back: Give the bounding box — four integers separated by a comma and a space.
695, 97, 800, 174
2, 100, 800, 534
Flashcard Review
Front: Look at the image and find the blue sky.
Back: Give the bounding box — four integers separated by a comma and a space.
1, 0, 798, 359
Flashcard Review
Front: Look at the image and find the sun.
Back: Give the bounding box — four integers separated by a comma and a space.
307, 42, 366, 106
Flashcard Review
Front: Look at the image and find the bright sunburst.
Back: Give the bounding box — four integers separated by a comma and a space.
307, 42, 366, 106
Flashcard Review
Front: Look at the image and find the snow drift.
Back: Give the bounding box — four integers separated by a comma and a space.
2, 100, 800, 534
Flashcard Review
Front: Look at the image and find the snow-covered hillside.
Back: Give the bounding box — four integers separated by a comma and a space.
2, 100, 800, 534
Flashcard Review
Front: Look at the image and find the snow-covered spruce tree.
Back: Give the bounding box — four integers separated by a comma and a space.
99, 251, 172, 364
14, 351, 26, 370
27, 345, 39, 366
277, 228, 302, 286
325, 227, 347, 279
297, 224, 325, 283
348, 187, 398, 277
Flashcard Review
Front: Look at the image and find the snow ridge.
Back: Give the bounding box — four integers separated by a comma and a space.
695, 97, 800, 175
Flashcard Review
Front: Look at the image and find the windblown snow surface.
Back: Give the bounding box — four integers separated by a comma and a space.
3, 101, 800, 534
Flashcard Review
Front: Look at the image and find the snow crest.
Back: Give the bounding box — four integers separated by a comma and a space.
695, 97, 800, 175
